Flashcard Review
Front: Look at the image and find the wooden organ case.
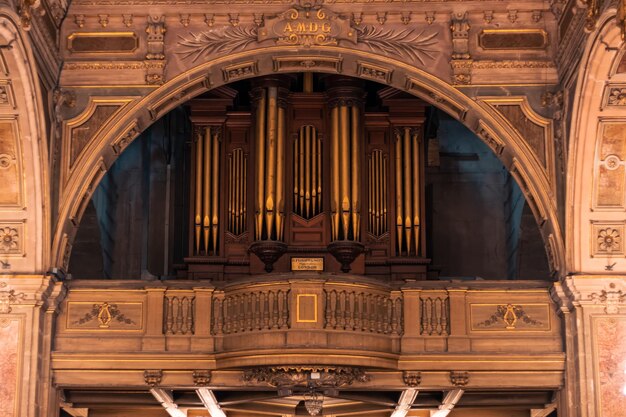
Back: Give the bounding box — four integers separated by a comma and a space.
184, 75, 429, 281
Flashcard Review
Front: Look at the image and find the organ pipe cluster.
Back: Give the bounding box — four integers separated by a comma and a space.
228, 148, 247, 236
193, 126, 221, 255
293, 125, 322, 219
252, 84, 287, 241
395, 127, 421, 256
368, 149, 388, 237
330, 99, 362, 242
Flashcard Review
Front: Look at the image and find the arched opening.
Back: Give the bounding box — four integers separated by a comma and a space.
68, 73, 550, 280
54, 51, 564, 276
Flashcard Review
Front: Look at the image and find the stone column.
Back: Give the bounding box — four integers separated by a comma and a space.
553, 276, 626, 417
0, 275, 65, 417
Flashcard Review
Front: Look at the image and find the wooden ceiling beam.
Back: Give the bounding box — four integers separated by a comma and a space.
431, 389, 464, 417
390, 389, 419, 417
150, 388, 187, 417
196, 388, 228, 417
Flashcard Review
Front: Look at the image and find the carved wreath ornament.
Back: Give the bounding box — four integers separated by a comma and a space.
177, 3, 439, 65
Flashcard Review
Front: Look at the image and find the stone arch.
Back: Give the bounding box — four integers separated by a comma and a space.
52, 47, 564, 276
567, 10, 626, 274
0, 7, 49, 274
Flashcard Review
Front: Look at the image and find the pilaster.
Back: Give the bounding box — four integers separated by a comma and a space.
553, 275, 626, 417
0, 274, 65, 417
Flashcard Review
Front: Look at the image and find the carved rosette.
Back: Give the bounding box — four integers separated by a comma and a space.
243, 366, 369, 388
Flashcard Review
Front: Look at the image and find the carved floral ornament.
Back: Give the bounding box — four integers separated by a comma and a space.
0, 282, 25, 314
177, 2, 439, 66
588, 283, 626, 314
243, 366, 369, 388
0, 226, 19, 253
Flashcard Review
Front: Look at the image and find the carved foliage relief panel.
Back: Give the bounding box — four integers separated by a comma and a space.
0, 318, 22, 417
593, 122, 626, 209
593, 317, 626, 416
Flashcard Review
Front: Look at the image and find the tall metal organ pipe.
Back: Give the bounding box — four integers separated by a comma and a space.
394, 127, 421, 256
252, 83, 287, 241
329, 96, 363, 242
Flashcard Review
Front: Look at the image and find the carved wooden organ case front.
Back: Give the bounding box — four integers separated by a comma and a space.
185, 75, 427, 281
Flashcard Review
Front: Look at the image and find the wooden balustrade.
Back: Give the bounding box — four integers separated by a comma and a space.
54, 279, 561, 358
419, 295, 450, 336
324, 289, 402, 335
164, 294, 195, 335
211, 288, 290, 335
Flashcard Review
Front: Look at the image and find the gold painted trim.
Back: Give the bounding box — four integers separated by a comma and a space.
296, 293, 318, 322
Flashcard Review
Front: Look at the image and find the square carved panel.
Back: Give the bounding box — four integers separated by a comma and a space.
591, 222, 625, 257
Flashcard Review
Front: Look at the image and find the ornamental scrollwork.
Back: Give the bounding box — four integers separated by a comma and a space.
476, 304, 542, 330
243, 366, 369, 388
71, 302, 136, 328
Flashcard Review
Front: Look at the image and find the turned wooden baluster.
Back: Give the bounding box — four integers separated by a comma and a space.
280, 290, 289, 328
271, 291, 279, 329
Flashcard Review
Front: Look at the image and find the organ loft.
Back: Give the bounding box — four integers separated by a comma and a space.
186, 74, 428, 279
0, 0, 625, 415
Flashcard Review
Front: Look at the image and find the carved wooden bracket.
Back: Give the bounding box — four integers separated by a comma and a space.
193, 370, 212, 386
450, 371, 470, 387
403, 371, 421, 387
144, 370, 163, 387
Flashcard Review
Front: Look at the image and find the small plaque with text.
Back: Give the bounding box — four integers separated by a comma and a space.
291, 257, 324, 271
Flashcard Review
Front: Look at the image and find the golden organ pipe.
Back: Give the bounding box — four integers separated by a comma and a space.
299, 126, 305, 217
194, 132, 202, 254
228, 153, 233, 233
340, 105, 350, 239
265, 86, 277, 240
312, 127, 317, 217
395, 132, 403, 253
331, 106, 340, 240
276, 105, 285, 240
243, 156, 247, 233
350, 105, 360, 241
305, 125, 311, 218
211, 129, 220, 254
316, 135, 322, 214
203, 127, 211, 254
403, 127, 412, 253
375, 151, 380, 236
233, 149, 239, 234
412, 131, 420, 255
294, 132, 299, 214
378, 151, 383, 236
368, 155, 373, 233
381, 152, 388, 233
255, 90, 266, 240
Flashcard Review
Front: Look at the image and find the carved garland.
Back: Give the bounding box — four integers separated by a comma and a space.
243, 366, 369, 388
177, 7, 439, 66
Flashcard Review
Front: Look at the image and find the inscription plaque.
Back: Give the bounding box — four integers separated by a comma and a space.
291, 257, 324, 271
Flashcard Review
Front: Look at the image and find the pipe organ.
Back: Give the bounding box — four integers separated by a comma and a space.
185, 75, 428, 280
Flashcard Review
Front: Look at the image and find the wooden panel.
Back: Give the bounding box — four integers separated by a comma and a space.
0, 120, 21, 206
65, 301, 144, 331
594, 122, 626, 208
470, 303, 551, 332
